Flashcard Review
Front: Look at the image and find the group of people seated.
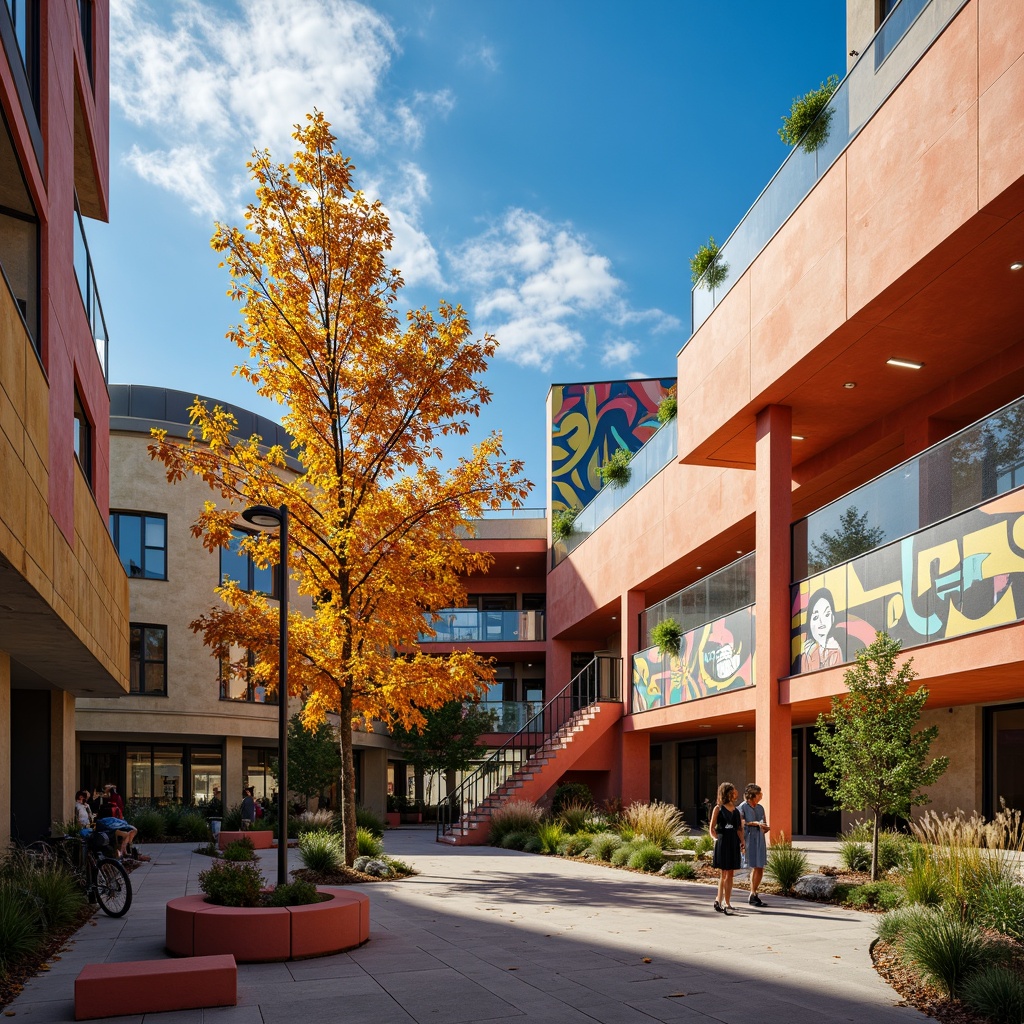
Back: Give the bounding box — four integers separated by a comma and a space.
74, 785, 137, 858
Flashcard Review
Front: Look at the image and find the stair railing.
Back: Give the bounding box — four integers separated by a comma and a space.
436, 655, 622, 839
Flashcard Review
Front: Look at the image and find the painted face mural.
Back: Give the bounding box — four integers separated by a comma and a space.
809, 597, 833, 646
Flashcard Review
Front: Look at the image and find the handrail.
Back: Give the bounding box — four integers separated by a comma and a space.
436, 655, 622, 840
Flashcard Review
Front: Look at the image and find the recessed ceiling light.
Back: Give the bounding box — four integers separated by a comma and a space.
696, 565, 702, 570
844, 382, 856, 389
791, 434, 805, 441
737, 724, 744, 729
514, 565, 520, 570
698, 725, 711, 729
611, 615, 617, 620
736, 549, 743, 554
1011, 262, 1023, 271
887, 358, 924, 370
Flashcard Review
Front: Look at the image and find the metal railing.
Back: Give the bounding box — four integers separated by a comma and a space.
479, 700, 544, 733
689, 0, 969, 338
73, 201, 108, 381
436, 655, 621, 840
419, 609, 545, 643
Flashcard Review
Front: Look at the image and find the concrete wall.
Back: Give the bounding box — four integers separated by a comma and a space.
915, 704, 982, 819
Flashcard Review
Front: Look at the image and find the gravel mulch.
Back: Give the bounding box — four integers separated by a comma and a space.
871, 940, 986, 1024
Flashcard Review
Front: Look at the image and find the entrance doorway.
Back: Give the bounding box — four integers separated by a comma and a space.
791, 727, 841, 836
985, 703, 1024, 818
677, 739, 717, 830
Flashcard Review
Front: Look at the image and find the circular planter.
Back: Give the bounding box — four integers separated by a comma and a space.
166, 887, 370, 962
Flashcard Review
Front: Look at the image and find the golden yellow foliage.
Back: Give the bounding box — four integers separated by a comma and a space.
149, 111, 531, 862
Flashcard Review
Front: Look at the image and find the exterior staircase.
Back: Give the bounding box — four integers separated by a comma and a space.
437, 656, 622, 845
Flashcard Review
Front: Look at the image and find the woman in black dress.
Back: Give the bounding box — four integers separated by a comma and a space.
709, 781, 745, 914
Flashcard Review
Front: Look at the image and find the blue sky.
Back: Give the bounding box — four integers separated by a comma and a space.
92, 0, 847, 497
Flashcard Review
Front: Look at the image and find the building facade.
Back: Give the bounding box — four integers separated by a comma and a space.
0, 0, 128, 845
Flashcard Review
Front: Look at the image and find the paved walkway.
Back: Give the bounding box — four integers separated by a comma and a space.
8, 829, 924, 1023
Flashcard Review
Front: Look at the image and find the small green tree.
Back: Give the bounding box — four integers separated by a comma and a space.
808, 505, 885, 574
391, 700, 497, 802
812, 632, 948, 880
270, 714, 342, 809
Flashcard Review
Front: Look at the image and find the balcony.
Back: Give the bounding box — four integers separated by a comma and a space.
73, 202, 109, 380
792, 396, 1024, 674
632, 603, 755, 714
552, 421, 677, 568
419, 609, 546, 644
689, 0, 970, 338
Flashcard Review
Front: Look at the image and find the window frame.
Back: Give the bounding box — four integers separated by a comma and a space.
129, 623, 167, 697
220, 527, 280, 598
109, 511, 168, 580
218, 648, 278, 705
73, 387, 93, 487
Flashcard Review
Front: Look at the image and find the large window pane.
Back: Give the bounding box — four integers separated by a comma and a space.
154, 747, 183, 805
110, 512, 168, 580
126, 746, 152, 801
190, 749, 221, 807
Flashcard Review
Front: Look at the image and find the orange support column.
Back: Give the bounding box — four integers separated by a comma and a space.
619, 590, 648, 805
755, 405, 793, 839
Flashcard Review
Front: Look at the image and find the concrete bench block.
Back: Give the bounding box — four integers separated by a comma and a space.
218, 829, 273, 850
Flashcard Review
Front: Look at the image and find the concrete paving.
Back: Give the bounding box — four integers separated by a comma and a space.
7, 828, 924, 1023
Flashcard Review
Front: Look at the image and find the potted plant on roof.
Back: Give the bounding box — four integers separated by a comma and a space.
552, 505, 580, 542
778, 74, 840, 154
690, 236, 728, 291
598, 448, 632, 489
651, 618, 683, 659
657, 390, 677, 425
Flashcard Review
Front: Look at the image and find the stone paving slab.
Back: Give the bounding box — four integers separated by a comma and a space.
5, 829, 924, 1023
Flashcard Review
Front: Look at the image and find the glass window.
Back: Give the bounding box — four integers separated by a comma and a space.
3, 0, 39, 113
190, 749, 222, 808
219, 644, 277, 704
220, 528, 278, 597
130, 624, 166, 696
109, 512, 167, 579
243, 747, 276, 801
154, 747, 183, 804
73, 389, 92, 485
126, 746, 152, 802
77, 0, 93, 84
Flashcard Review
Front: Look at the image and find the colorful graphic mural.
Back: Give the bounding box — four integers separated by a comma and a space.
791, 489, 1024, 673
632, 606, 755, 713
551, 378, 675, 513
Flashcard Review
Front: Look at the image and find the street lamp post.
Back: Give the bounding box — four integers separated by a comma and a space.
241, 503, 289, 886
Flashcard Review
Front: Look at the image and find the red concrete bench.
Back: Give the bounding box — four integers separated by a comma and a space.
218, 829, 273, 850
166, 888, 370, 961
74, 954, 236, 1020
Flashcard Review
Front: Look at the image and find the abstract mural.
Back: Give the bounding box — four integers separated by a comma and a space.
551, 378, 675, 513
632, 606, 755, 713
791, 489, 1024, 673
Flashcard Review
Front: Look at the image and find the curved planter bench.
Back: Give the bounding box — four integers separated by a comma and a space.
166, 888, 370, 962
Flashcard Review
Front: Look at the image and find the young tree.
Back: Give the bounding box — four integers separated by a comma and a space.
150, 112, 530, 866
270, 714, 342, 809
391, 700, 497, 802
811, 632, 948, 880
807, 505, 885, 574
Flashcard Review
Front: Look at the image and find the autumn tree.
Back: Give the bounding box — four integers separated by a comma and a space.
150, 112, 531, 866
811, 632, 948, 880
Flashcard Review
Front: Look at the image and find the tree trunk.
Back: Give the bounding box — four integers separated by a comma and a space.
871, 810, 881, 882
339, 683, 358, 866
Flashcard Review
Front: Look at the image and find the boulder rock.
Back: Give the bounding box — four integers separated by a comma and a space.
791, 873, 836, 899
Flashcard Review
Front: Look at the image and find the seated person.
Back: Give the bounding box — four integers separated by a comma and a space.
94, 814, 138, 859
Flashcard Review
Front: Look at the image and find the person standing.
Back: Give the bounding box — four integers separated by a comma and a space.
240, 786, 256, 830
74, 790, 94, 831
709, 781, 744, 914
739, 783, 769, 907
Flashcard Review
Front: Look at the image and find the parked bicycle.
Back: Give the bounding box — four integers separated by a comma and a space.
25, 831, 132, 917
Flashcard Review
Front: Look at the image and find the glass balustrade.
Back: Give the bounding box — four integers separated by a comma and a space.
419, 609, 545, 643
478, 701, 544, 733
689, 0, 970, 338
73, 203, 108, 381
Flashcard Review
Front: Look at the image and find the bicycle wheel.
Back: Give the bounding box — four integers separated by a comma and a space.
93, 858, 132, 917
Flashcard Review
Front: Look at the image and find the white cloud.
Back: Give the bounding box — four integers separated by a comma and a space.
461, 42, 499, 73
451, 209, 674, 372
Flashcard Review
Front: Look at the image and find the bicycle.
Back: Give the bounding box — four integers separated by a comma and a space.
25, 832, 133, 917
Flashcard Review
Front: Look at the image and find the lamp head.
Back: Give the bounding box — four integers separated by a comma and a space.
241, 505, 283, 529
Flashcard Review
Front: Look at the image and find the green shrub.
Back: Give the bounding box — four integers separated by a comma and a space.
610, 842, 637, 867
627, 841, 665, 873
160, 803, 184, 836
844, 881, 904, 911
877, 831, 912, 872
0, 883, 41, 970
355, 806, 385, 838
622, 801, 687, 850
843, 820, 873, 842
488, 800, 542, 845
194, 841, 219, 857
560, 832, 592, 858
537, 822, 565, 855
902, 844, 943, 908
23, 862, 86, 931
198, 861, 265, 908
598, 448, 632, 489
765, 842, 808, 894
264, 880, 322, 907
838, 837, 870, 872
551, 507, 580, 541
689, 236, 728, 291
901, 909, 995, 996
962, 966, 1024, 1024
500, 831, 531, 851
875, 904, 940, 946
650, 620, 683, 659
778, 75, 840, 153
977, 879, 1024, 941
294, 810, 334, 835
667, 861, 697, 880
222, 838, 257, 862
298, 829, 343, 873
131, 806, 166, 842
551, 783, 592, 815
178, 810, 213, 842
384, 857, 416, 876
694, 834, 714, 858
221, 804, 243, 831
356, 827, 384, 858
586, 832, 623, 862
522, 835, 543, 854
557, 801, 592, 834
657, 396, 677, 424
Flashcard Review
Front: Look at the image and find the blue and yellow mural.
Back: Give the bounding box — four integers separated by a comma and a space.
632, 606, 755, 713
551, 378, 675, 513
791, 489, 1024, 673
